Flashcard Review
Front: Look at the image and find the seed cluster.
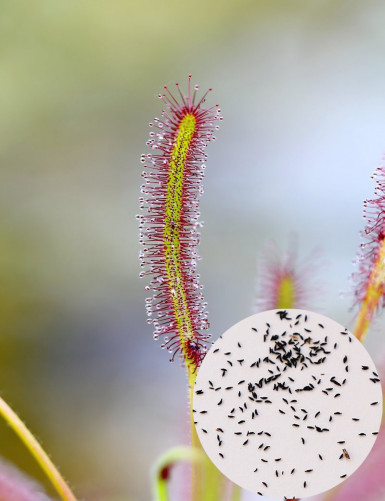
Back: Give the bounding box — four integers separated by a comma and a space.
193, 309, 382, 498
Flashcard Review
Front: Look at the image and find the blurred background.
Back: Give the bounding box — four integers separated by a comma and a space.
1, 1, 385, 500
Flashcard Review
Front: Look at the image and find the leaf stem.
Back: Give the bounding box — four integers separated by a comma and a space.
0, 396, 78, 501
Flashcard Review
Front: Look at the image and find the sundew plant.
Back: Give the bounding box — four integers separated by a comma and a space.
139, 78, 385, 501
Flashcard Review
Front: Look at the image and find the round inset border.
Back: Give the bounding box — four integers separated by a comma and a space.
193, 309, 382, 499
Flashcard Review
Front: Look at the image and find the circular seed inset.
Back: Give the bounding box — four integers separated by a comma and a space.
193, 309, 382, 499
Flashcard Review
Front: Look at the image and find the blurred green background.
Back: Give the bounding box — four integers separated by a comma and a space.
1, 1, 385, 500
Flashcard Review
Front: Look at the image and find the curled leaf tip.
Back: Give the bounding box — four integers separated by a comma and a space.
138, 77, 221, 369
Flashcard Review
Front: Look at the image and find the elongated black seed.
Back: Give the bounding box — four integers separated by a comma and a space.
291, 468, 295, 474
319, 454, 323, 460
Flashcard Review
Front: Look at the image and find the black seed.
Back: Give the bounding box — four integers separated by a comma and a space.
274, 458, 282, 462
243, 440, 248, 446
196, 390, 203, 395
319, 454, 323, 460
340, 474, 347, 478
305, 469, 313, 473
301, 437, 305, 444
262, 482, 268, 488
219, 453, 224, 458
202, 429, 207, 433
217, 399, 222, 405
291, 468, 295, 474
371, 402, 378, 405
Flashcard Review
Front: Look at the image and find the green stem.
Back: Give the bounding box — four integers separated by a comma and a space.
230, 485, 242, 501
0, 396, 78, 501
